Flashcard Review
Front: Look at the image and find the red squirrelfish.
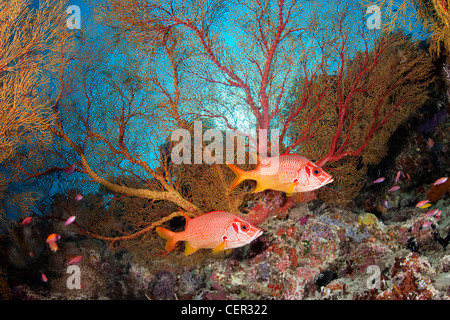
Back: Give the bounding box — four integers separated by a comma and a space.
226, 154, 333, 195
156, 211, 262, 256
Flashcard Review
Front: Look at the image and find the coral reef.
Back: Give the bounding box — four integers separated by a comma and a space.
1, 60, 447, 301
0, 267, 12, 300
2, 196, 448, 300
7, 222, 45, 269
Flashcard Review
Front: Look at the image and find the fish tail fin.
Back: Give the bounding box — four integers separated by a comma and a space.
226, 163, 249, 191
156, 227, 179, 252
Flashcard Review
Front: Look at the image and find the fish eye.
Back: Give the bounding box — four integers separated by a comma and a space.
313, 169, 321, 176
241, 223, 249, 232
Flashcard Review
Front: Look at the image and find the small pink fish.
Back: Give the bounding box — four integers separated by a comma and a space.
46, 233, 61, 252
21, 217, 32, 225
394, 171, 401, 183
388, 186, 400, 192
425, 209, 439, 217
373, 177, 385, 184
68, 256, 83, 265
422, 221, 433, 228
64, 216, 76, 226
416, 200, 430, 208
406, 173, 411, 181
63, 163, 76, 175
41, 272, 48, 282
433, 177, 448, 186
74, 194, 83, 201
435, 210, 442, 220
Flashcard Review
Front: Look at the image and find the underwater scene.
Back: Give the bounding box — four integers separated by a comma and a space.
0, 0, 450, 304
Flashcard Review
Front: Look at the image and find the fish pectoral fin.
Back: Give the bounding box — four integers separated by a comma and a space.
286, 182, 297, 196
212, 241, 226, 254
184, 242, 198, 256
225, 249, 232, 254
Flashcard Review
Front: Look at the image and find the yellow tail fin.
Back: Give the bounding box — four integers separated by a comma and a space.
226, 163, 249, 191
156, 227, 179, 252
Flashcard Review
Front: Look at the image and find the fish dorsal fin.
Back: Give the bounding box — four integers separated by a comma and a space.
184, 242, 198, 256
181, 211, 191, 226
212, 241, 225, 254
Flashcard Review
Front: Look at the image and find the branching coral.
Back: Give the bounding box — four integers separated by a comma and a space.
0, 267, 12, 300
0, 0, 77, 219
364, 0, 450, 56
287, 31, 433, 205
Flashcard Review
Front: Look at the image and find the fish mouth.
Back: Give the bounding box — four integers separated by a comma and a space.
255, 229, 263, 239
324, 176, 334, 185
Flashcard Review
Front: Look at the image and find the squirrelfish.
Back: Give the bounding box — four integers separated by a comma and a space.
226, 154, 333, 195
156, 211, 262, 256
